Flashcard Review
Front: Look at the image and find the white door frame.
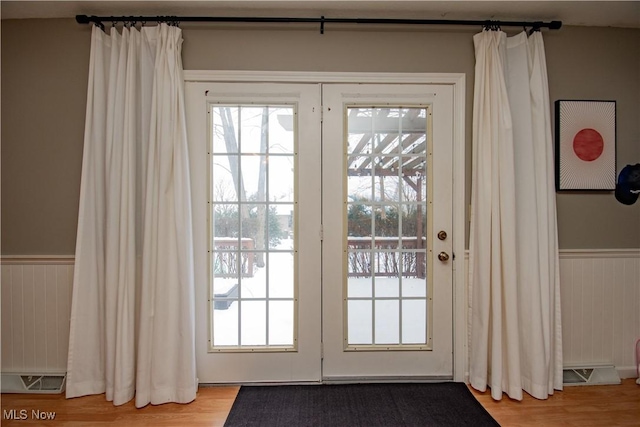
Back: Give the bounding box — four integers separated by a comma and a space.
184, 70, 467, 383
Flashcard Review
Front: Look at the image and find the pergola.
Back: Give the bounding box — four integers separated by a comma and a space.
281, 107, 429, 278
344, 107, 428, 279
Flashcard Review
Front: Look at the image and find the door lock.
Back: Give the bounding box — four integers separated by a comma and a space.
437, 252, 450, 262
437, 231, 447, 241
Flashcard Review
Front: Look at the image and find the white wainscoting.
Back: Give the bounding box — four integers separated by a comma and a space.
2, 250, 639, 377
559, 249, 640, 377
1, 257, 74, 373
466, 249, 640, 378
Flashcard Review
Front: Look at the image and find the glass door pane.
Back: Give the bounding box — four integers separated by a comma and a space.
210, 105, 296, 349
345, 107, 431, 349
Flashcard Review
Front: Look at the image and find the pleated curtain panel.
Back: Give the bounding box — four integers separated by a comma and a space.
469, 29, 563, 401
66, 24, 196, 407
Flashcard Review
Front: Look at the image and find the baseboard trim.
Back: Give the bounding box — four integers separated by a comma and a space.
616, 366, 638, 379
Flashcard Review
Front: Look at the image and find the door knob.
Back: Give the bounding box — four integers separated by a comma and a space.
437, 252, 450, 262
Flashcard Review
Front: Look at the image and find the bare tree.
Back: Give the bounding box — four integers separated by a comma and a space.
254, 107, 269, 266
219, 107, 249, 220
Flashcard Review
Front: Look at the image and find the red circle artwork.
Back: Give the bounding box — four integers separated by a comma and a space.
573, 128, 604, 162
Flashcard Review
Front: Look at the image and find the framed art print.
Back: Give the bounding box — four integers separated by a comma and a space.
555, 100, 616, 191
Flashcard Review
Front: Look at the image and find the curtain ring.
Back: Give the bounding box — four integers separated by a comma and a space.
483, 21, 501, 32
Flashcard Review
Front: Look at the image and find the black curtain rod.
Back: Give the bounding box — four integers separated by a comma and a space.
76, 14, 562, 34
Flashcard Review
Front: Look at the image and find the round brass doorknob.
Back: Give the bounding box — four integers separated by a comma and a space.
438, 252, 450, 262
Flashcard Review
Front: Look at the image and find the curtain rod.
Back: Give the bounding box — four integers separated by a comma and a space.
76, 14, 562, 34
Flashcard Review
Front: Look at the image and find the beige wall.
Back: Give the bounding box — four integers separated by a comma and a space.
2, 18, 639, 254
1, 19, 90, 255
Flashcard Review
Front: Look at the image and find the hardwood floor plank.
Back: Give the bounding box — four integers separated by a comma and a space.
470, 379, 640, 427
1, 386, 240, 426
2, 380, 638, 426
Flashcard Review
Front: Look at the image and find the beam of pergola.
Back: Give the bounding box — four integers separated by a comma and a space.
280, 108, 429, 177
347, 167, 411, 177
355, 133, 425, 170
347, 134, 373, 163
373, 136, 427, 169
346, 116, 427, 134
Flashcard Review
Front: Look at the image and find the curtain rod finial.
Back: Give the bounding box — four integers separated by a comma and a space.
76, 15, 91, 24
550, 21, 562, 30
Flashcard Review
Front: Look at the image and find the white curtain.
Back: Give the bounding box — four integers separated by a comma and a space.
66, 24, 196, 408
469, 30, 563, 401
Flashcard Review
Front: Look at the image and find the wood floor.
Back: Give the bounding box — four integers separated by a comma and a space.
1, 379, 638, 426
471, 379, 640, 427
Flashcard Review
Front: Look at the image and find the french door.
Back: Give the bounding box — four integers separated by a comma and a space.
322, 84, 453, 380
185, 79, 455, 383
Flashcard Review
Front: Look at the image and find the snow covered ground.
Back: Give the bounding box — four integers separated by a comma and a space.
212, 239, 428, 347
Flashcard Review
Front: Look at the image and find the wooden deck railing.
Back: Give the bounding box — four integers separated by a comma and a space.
211, 237, 426, 279
212, 238, 255, 278
347, 237, 426, 279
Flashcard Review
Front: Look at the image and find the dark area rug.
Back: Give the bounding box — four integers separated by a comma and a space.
224, 382, 500, 427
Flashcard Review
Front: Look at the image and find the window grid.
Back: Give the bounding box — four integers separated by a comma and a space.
345, 106, 429, 349
209, 105, 296, 351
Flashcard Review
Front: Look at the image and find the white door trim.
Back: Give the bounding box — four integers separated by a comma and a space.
185, 70, 464, 86
184, 70, 467, 382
